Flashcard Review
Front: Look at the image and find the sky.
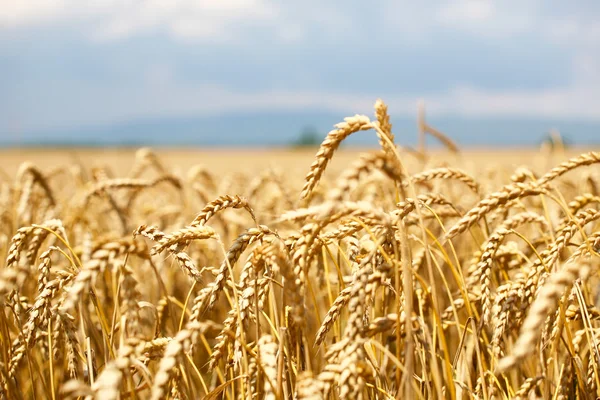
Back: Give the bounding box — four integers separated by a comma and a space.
1, 1, 600, 144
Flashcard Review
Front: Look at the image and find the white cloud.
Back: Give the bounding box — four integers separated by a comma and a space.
0, 0, 279, 42
95, 0, 278, 41
544, 18, 600, 48
0, 0, 122, 27
434, 0, 536, 37
425, 85, 599, 119
0, 0, 69, 26
0, 0, 592, 47
437, 1, 495, 24
380, 0, 538, 40
131, 72, 600, 120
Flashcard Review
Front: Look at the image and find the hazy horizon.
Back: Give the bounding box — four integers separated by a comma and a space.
3, 110, 599, 148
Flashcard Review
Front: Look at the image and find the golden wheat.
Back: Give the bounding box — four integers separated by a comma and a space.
1, 99, 600, 399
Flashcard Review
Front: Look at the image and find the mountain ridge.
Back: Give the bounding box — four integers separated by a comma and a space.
3, 111, 600, 147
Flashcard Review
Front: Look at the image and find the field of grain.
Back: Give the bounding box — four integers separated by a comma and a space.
2, 101, 600, 399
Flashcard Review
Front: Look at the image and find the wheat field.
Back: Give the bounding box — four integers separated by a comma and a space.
2, 100, 600, 399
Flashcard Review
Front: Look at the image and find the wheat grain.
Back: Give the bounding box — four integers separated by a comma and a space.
497, 260, 591, 372
301, 115, 372, 200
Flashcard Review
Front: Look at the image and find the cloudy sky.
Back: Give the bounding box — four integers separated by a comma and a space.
1, 1, 600, 140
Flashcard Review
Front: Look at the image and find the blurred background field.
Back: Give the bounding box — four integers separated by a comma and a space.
1, 146, 598, 177
0, 147, 572, 173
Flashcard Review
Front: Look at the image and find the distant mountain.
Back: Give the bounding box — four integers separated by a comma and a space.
3, 111, 600, 147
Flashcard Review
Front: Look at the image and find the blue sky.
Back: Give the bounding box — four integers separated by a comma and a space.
1, 1, 600, 141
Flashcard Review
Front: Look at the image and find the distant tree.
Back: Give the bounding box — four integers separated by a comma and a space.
292, 126, 322, 148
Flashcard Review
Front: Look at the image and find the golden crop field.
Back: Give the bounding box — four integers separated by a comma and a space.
2, 100, 600, 399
